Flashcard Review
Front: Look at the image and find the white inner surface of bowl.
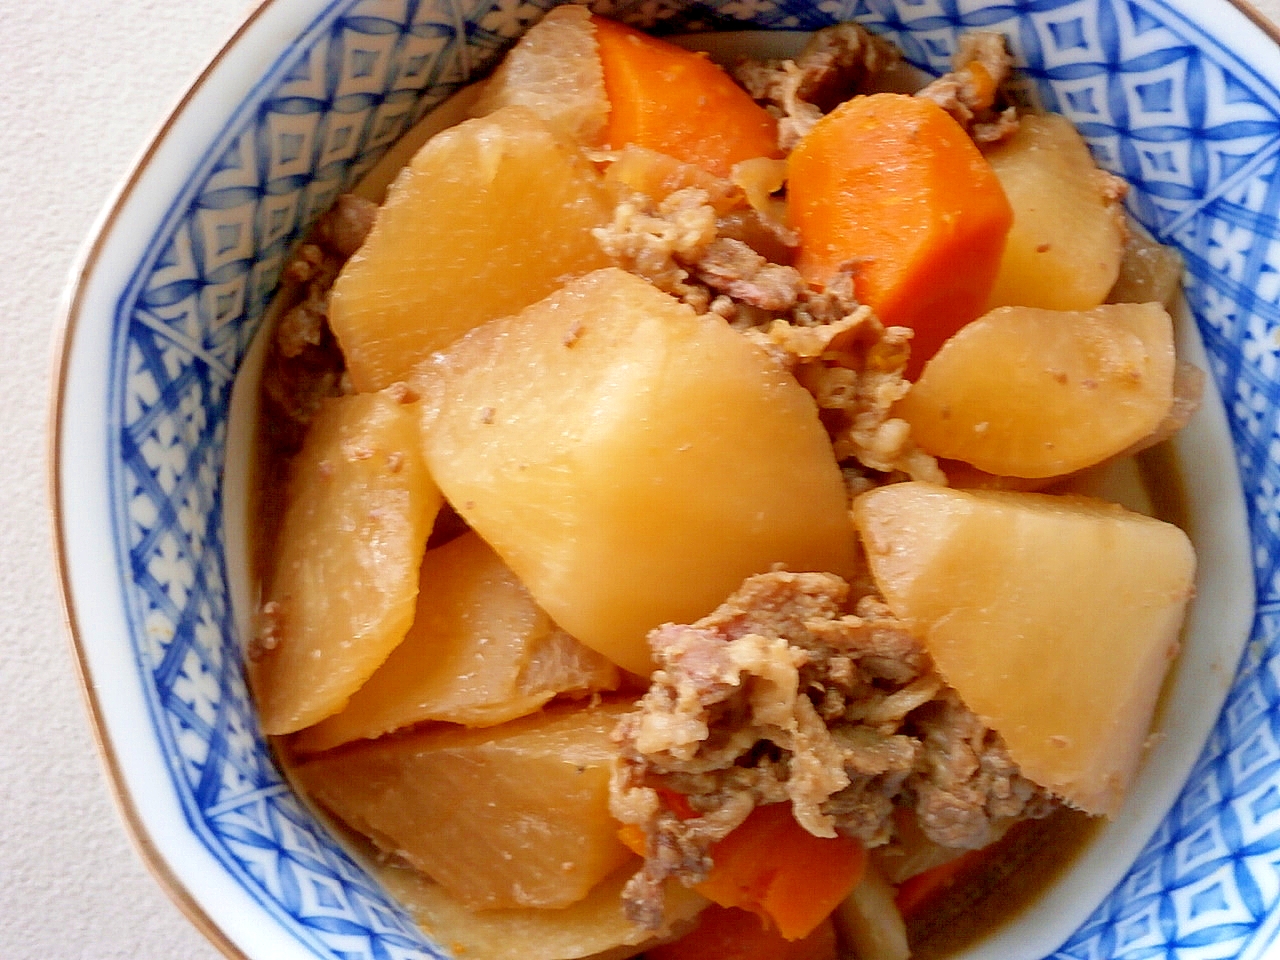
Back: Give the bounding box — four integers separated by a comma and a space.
60, 1, 1280, 958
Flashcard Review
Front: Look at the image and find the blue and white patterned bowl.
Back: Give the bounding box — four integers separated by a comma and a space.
50, 0, 1280, 957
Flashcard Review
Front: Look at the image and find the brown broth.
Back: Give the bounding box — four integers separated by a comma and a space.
906, 809, 1101, 959
1138, 440, 1190, 533
245, 409, 289, 596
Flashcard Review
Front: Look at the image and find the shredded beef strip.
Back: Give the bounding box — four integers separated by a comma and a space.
734, 22, 902, 150
610, 571, 1051, 930
916, 32, 1020, 143
735, 24, 1019, 151
260, 194, 376, 455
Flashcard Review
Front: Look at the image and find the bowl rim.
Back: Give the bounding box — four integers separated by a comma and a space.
46, 1, 1280, 958
50, 1, 311, 955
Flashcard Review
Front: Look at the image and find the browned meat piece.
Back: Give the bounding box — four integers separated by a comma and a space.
594, 188, 807, 316
692, 237, 806, 311
745, 302, 943, 483
917, 32, 1019, 143
259, 318, 344, 455
714, 207, 797, 266
811, 595, 932, 686
792, 21, 903, 111
971, 107, 1020, 144
275, 265, 330, 359
592, 187, 719, 306
314, 193, 378, 257
734, 22, 900, 150
260, 194, 378, 454
907, 690, 1053, 849
793, 268, 859, 326
610, 571, 1052, 929
821, 727, 919, 841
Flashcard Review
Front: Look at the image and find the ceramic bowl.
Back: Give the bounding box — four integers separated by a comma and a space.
52, 0, 1280, 957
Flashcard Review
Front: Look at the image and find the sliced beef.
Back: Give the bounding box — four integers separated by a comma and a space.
916, 32, 1019, 143
260, 194, 378, 454
906, 690, 1053, 850
610, 571, 1053, 930
734, 22, 901, 150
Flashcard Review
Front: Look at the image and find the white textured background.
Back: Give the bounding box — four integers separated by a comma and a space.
6, 2, 1280, 959
6, 4, 245, 958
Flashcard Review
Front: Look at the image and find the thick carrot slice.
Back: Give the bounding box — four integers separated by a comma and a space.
591, 16, 782, 177
618, 801, 864, 940
789, 93, 1012, 378
697, 803, 865, 940
648, 905, 839, 960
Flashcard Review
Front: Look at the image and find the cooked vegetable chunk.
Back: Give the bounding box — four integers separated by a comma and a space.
328, 105, 613, 391
984, 114, 1126, 311
380, 861, 707, 960
789, 93, 1012, 378
253, 389, 440, 734
470, 5, 609, 146
296, 702, 635, 909
603, 144, 740, 211
1108, 227, 1183, 308
694, 803, 865, 941
852, 482, 1195, 817
418, 267, 857, 675
592, 16, 782, 177
293, 531, 619, 752
896, 302, 1177, 478
833, 861, 910, 960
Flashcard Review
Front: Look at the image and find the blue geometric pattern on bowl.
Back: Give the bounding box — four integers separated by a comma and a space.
106, 0, 1280, 956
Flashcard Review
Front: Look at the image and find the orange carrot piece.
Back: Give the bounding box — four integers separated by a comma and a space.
648, 905, 839, 960
893, 847, 991, 921
788, 92, 1012, 378
697, 803, 866, 941
617, 800, 863, 940
591, 16, 782, 177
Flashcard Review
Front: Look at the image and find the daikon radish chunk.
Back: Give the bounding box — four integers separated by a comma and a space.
328, 106, 612, 392
252, 389, 440, 735
469, 5, 610, 146
896, 302, 1176, 478
833, 861, 910, 960
292, 531, 619, 752
380, 861, 707, 960
295, 702, 635, 910
417, 267, 857, 676
984, 113, 1126, 311
852, 482, 1195, 816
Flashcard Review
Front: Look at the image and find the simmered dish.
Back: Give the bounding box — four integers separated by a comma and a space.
248, 10, 1200, 959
